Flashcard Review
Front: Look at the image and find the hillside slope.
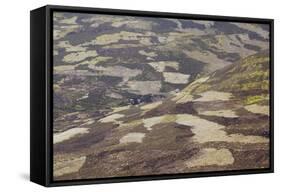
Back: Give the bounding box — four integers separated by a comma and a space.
53, 52, 270, 180
53, 12, 270, 122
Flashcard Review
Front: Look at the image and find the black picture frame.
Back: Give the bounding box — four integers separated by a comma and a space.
30, 5, 274, 187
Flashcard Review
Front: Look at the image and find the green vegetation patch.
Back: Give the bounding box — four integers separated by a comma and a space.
244, 94, 269, 105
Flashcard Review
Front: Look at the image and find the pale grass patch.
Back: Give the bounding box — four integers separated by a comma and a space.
140, 101, 162, 111
87, 31, 143, 45
59, 16, 77, 25
54, 65, 76, 72
54, 128, 90, 144
56, 41, 87, 52
142, 115, 176, 131
110, 105, 131, 114
80, 119, 95, 126
119, 132, 145, 144
198, 110, 238, 118
139, 50, 157, 57
63, 50, 98, 63
148, 61, 179, 72
163, 72, 190, 84
231, 23, 269, 39
80, 56, 112, 66
194, 91, 233, 102
117, 120, 143, 130
53, 25, 81, 40
172, 92, 194, 104
143, 116, 165, 131
88, 66, 141, 81
245, 104, 269, 116
176, 114, 268, 144
185, 148, 234, 168
123, 81, 162, 95
111, 20, 155, 30
181, 76, 210, 93
54, 156, 86, 177
99, 113, 125, 124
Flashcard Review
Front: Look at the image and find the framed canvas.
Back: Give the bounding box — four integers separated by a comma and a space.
30, 5, 274, 187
